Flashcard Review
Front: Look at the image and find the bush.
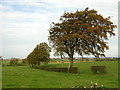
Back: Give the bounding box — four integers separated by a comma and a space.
91, 66, 106, 74
69, 67, 78, 73
32, 65, 78, 73
9, 59, 28, 66
21, 59, 27, 64
17, 63, 26, 66
45, 68, 68, 72
9, 59, 19, 66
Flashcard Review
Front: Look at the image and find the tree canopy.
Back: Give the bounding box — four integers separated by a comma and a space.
48, 8, 117, 68
27, 42, 51, 66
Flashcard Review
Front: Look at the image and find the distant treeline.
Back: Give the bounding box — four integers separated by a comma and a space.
49, 57, 120, 63
1, 57, 119, 62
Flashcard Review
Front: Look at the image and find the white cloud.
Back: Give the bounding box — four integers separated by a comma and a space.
1, 12, 46, 22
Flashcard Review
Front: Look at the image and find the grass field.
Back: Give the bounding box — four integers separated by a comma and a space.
0, 63, 2, 89
2, 61, 118, 88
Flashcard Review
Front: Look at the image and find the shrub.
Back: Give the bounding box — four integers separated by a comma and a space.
21, 59, 27, 64
32, 65, 78, 73
91, 66, 106, 74
69, 67, 78, 73
37, 66, 68, 72
9, 59, 18, 66
17, 63, 27, 66
2, 63, 5, 67
45, 68, 68, 72
19, 59, 28, 66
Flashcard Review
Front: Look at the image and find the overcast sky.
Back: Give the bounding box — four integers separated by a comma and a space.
0, 0, 119, 59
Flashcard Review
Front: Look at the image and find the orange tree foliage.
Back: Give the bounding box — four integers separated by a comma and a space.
48, 8, 117, 68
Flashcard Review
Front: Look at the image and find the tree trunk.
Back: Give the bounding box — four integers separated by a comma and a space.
69, 59, 73, 68
38, 62, 40, 66
61, 55, 64, 63
68, 55, 73, 73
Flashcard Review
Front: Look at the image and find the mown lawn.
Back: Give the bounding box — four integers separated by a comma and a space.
2, 61, 118, 88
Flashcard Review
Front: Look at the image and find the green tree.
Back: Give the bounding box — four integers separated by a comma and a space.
48, 8, 117, 69
27, 42, 51, 67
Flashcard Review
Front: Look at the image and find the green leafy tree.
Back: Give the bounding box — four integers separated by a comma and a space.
27, 42, 51, 66
48, 8, 117, 69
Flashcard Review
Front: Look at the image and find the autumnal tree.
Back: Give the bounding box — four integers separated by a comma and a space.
48, 8, 117, 69
53, 47, 66, 63
27, 42, 51, 67
53, 47, 65, 59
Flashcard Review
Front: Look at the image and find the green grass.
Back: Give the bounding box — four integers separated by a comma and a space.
0, 62, 2, 89
2, 61, 118, 88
